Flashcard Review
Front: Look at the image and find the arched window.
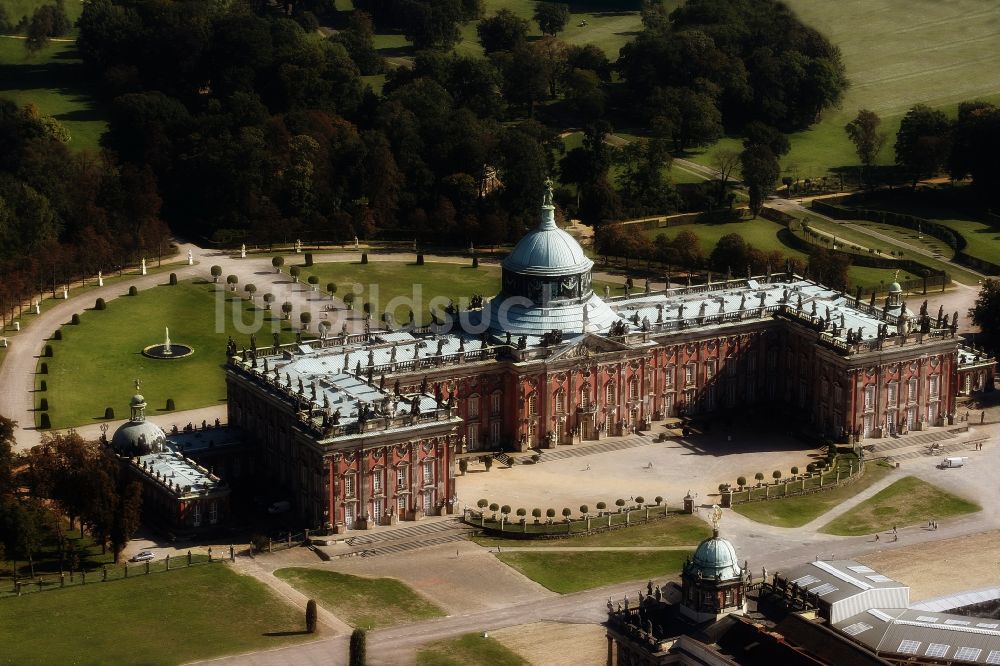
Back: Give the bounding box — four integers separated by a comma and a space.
606, 382, 616, 405
468, 394, 480, 419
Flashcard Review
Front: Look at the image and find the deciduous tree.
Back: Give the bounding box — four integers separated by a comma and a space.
845, 109, 887, 185
739, 145, 780, 216
534, 2, 569, 36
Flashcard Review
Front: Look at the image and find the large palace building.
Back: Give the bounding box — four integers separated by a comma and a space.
225, 184, 994, 533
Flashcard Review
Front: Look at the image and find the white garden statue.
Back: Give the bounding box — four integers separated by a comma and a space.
187, 250, 193, 266
240, 243, 246, 259
97, 270, 104, 287
62, 285, 68, 299
141, 258, 147, 275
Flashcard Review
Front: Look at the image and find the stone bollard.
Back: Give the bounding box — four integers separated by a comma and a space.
230, 545, 235, 562
81, 571, 86, 585
37, 579, 43, 592
15, 582, 21, 596
187, 550, 192, 566
124, 564, 128, 579
60, 572, 65, 588
208, 547, 212, 563
165, 554, 170, 571
14, 321, 19, 331
145, 561, 150, 575
102, 566, 107, 582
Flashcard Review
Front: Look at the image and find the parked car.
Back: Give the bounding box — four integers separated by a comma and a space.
130, 550, 155, 562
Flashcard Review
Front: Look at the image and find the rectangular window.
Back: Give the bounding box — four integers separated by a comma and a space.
468, 395, 479, 419
396, 467, 407, 490
528, 394, 538, 416
887, 382, 898, 405
372, 500, 382, 524
685, 364, 695, 385
606, 383, 616, 405
705, 361, 715, 379
345, 503, 355, 527
491, 392, 502, 415
580, 389, 590, 410
665, 366, 674, 388
423, 461, 433, 485
396, 495, 406, 512
192, 502, 201, 527
344, 474, 356, 497
929, 375, 940, 398
908, 378, 918, 402
423, 490, 433, 514
555, 391, 565, 413
490, 421, 501, 445
372, 470, 382, 494
629, 380, 639, 400
467, 425, 478, 450
209, 501, 218, 525
864, 386, 875, 410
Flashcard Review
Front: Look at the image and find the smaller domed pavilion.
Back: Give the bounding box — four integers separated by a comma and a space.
110, 379, 167, 456
679, 506, 747, 622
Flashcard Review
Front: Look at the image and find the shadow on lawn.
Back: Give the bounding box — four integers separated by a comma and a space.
263, 630, 312, 637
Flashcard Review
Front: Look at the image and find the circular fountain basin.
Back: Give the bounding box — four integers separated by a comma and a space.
142, 343, 194, 359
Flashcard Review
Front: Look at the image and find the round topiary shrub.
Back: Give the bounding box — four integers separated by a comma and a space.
104, 407, 114, 419
128, 286, 138, 296
44, 344, 53, 357
361, 252, 368, 264
166, 398, 175, 411
169, 273, 177, 285
39, 398, 48, 411
95, 297, 106, 310
304, 253, 313, 267
39, 413, 50, 429
416, 253, 424, 265
39, 363, 48, 374
472, 255, 479, 268
53, 330, 62, 340
71, 313, 80, 325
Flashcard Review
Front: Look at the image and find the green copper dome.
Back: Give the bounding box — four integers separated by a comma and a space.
684, 531, 742, 581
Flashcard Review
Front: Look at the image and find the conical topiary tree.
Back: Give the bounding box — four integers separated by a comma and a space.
349, 628, 366, 666
306, 599, 317, 633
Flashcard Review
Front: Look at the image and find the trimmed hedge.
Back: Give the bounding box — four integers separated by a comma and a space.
128, 286, 138, 296
95, 297, 106, 310
71, 313, 80, 325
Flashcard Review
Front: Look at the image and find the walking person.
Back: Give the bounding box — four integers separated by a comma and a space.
982, 411, 986, 424
875, 533, 880, 542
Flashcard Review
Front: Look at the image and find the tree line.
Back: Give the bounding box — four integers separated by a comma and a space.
0, 420, 142, 576
845, 101, 1000, 194
67, 0, 847, 247
0, 100, 170, 327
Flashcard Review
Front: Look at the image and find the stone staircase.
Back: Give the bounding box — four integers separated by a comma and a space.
328, 518, 472, 559
867, 426, 985, 462
536, 435, 653, 463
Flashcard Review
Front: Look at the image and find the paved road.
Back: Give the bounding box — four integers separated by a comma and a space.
769, 198, 990, 285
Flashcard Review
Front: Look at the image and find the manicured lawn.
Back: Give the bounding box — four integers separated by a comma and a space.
299, 261, 500, 326
0, 564, 310, 665
732, 463, 892, 528
496, 550, 691, 594
473, 513, 710, 549
417, 633, 528, 666
273, 568, 445, 629
39, 280, 302, 429
0, 39, 106, 151
686, 0, 1000, 177
848, 195, 1000, 267
640, 218, 810, 263
820, 476, 980, 536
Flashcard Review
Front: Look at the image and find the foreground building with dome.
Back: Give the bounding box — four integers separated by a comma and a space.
223, 183, 993, 533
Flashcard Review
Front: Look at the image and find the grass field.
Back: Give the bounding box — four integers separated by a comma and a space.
685, 0, 1000, 178
473, 513, 710, 549
640, 218, 809, 263
820, 476, 980, 536
732, 463, 892, 528
496, 550, 691, 594
847, 195, 1000, 267
301, 260, 617, 325
0, 564, 309, 665
417, 633, 528, 666
39, 280, 302, 429
0, 38, 106, 151
273, 568, 445, 629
